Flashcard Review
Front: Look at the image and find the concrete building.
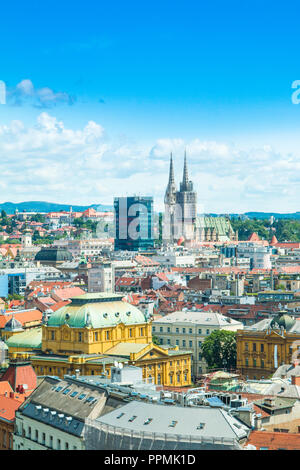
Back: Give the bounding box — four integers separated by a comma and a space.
88, 261, 115, 293
237, 243, 272, 270
0, 266, 65, 297
13, 375, 111, 450
84, 400, 249, 450
152, 310, 243, 377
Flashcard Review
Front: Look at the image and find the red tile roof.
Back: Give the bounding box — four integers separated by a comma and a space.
0, 381, 13, 396
0, 363, 37, 393
245, 430, 300, 450
0, 395, 24, 421
0, 309, 42, 329
51, 286, 85, 301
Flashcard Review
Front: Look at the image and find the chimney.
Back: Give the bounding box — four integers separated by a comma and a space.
291, 375, 300, 386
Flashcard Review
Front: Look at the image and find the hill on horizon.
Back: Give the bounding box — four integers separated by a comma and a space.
0, 201, 113, 214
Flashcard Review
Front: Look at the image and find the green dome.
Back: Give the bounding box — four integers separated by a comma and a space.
270, 312, 296, 331
35, 246, 73, 262
47, 293, 148, 328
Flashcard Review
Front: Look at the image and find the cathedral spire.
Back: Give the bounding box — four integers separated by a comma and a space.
182, 150, 188, 187
169, 152, 175, 185
180, 150, 191, 192
164, 152, 177, 204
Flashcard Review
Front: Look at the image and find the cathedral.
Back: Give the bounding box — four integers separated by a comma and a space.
164, 153, 238, 244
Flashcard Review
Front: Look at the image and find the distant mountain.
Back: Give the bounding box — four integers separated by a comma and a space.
242, 212, 300, 220
0, 201, 113, 214
201, 212, 300, 220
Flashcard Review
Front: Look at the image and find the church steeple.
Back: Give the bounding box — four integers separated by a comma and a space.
180, 150, 193, 192
164, 153, 177, 204
182, 150, 189, 188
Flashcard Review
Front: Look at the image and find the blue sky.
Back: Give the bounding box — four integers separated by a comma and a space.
0, 0, 300, 212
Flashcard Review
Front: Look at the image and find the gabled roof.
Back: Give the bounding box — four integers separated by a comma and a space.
0, 361, 37, 392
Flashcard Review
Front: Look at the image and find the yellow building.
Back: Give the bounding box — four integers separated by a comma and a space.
29, 293, 192, 387
236, 312, 300, 379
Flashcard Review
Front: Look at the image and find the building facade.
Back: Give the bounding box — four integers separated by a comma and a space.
26, 293, 192, 387
236, 313, 300, 379
152, 310, 243, 377
114, 196, 154, 251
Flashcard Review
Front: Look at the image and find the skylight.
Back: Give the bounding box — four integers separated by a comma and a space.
128, 415, 137, 422
144, 418, 153, 425
78, 393, 87, 400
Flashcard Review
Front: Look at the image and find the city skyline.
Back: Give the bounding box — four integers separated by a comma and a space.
1, 1, 300, 212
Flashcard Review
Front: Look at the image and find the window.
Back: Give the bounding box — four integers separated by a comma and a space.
189, 340, 193, 347
182, 328, 186, 333
57, 439, 61, 450
261, 344, 264, 352
49, 436, 53, 448
167, 327, 171, 333
189, 328, 193, 334
129, 328, 132, 338
182, 340, 186, 347
35, 430, 38, 442
245, 342, 249, 351
78, 332, 83, 342
152, 326, 156, 332
160, 327, 163, 332
94, 332, 98, 341
198, 341, 202, 347
253, 343, 256, 352
176, 328, 179, 333
140, 327, 144, 336
167, 339, 171, 345
253, 358, 257, 367
176, 339, 179, 345
51, 331, 55, 340
261, 360, 264, 368
198, 329, 202, 334
206, 329, 209, 335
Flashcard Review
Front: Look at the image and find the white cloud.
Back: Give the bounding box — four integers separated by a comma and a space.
0, 112, 299, 212
8, 80, 76, 108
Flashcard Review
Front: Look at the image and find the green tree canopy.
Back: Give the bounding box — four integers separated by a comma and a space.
201, 330, 237, 371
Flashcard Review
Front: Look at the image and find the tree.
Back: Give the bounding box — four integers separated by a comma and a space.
152, 335, 161, 346
201, 330, 237, 371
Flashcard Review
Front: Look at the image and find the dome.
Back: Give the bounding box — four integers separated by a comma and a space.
47, 293, 148, 329
4, 314, 23, 332
35, 246, 73, 262
270, 312, 296, 331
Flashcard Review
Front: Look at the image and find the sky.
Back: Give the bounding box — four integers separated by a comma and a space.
1, 0, 300, 213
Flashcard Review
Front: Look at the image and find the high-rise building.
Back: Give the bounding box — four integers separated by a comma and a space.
114, 196, 154, 251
